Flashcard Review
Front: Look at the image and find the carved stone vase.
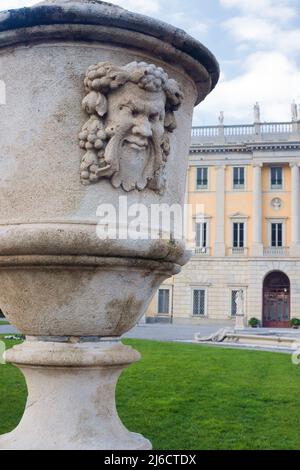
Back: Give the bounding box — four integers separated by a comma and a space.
0, 0, 219, 449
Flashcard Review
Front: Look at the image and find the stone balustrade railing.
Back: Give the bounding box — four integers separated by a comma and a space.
263, 247, 290, 257
194, 246, 211, 256
192, 124, 253, 137
259, 122, 293, 134
229, 247, 248, 256
191, 246, 291, 257
191, 121, 300, 143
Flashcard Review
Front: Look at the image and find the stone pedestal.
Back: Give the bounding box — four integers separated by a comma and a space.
235, 314, 246, 330
213, 166, 226, 257
1, 339, 150, 450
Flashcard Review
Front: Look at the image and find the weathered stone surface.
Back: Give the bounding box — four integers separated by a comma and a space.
0, 0, 219, 450
0, 43, 194, 264
0, 258, 177, 336
1, 339, 151, 450
0, 0, 219, 101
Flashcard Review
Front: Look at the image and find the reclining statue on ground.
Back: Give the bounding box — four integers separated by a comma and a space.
194, 327, 233, 343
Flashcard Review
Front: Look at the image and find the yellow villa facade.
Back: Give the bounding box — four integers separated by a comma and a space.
146, 111, 300, 327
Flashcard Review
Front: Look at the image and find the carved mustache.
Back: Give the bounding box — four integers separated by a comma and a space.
123, 137, 149, 148
96, 126, 163, 180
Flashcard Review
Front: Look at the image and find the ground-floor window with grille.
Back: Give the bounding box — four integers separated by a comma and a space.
158, 288, 170, 315
231, 290, 238, 316
192, 289, 206, 316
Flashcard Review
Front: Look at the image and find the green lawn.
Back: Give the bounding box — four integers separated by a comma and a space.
0, 321, 9, 326
0, 336, 26, 435
1, 336, 300, 449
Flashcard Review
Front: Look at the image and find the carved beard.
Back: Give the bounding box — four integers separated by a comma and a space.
99, 126, 164, 192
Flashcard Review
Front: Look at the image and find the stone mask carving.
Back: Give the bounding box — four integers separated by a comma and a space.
79, 61, 183, 193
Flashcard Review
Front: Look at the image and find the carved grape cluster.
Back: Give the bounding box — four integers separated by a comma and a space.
79, 116, 108, 183
78, 117, 106, 152
125, 61, 169, 92
84, 62, 128, 94
83, 61, 183, 104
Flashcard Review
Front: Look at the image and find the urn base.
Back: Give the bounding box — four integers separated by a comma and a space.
0, 338, 152, 450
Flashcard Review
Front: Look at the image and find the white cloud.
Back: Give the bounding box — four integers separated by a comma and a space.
220, 0, 296, 22
0, 0, 40, 9
0, 0, 161, 14
106, 0, 160, 15
220, 0, 300, 56
193, 51, 300, 125
223, 16, 276, 43
219, 0, 300, 127
223, 14, 300, 57
183, 20, 209, 36
166, 11, 209, 37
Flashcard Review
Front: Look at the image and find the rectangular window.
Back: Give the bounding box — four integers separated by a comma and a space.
193, 289, 206, 316
233, 167, 245, 189
270, 167, 283, 189
233, 222, 244, 247
196, 167, 208, 190
158, 289, 170, 315
271, 223, 283, 247
231, 290, 238, 317
195, 222, 207, 247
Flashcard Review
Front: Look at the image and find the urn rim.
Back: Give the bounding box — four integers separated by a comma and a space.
0, 0, 220, 104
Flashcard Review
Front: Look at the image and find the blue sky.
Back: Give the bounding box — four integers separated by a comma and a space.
1, 0, 300, 125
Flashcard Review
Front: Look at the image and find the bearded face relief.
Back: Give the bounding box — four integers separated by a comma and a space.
78, 61, 183, 193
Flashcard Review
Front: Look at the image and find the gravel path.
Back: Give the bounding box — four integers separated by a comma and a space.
1, 321, 300, 354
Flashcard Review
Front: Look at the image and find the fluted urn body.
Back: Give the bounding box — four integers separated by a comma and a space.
0, 0, 219, 449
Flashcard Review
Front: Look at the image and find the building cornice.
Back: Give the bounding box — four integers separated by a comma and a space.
190, 141, 300, 154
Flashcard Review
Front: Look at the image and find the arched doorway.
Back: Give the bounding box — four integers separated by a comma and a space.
263, 271, 290, 327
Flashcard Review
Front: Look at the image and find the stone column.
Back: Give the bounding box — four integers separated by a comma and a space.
184, 166, 192, 246
290, 163, 300, 256
184, 167, 190, 205
252, 163, 263, 256
214, 165, 226, 256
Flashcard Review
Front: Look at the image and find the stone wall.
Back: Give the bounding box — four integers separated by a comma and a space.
146, 257, 300, 323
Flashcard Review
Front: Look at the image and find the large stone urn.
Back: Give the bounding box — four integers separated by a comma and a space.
0, 0, 219, 449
